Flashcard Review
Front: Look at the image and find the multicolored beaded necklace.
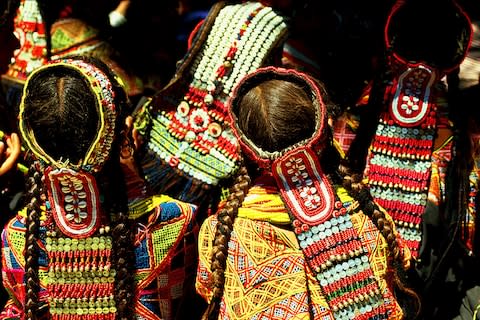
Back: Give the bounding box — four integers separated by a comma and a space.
142, 2, 288, 192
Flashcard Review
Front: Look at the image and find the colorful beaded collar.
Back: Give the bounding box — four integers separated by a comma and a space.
228, 67, 396, 319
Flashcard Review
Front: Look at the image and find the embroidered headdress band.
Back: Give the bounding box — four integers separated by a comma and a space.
228, 67, 329, 169
366, 0, 473, 258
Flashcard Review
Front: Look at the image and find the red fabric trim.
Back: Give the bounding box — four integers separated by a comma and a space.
187, 19, 205, 50
272, 147, 334, 225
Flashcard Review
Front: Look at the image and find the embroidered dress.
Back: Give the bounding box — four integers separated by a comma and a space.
196, 182, 404, 320
1, 195, 197, 320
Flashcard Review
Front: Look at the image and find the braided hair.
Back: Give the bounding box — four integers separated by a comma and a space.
23, 161, 43, 320
20, 56, 135, 320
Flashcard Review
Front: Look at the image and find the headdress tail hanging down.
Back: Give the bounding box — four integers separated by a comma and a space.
365, 0, 472, 258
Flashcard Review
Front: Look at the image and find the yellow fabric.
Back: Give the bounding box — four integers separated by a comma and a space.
196, 216, 333, 320
196, 186, 404, 319
237, 185, 354, 224
237, 185, 290, 224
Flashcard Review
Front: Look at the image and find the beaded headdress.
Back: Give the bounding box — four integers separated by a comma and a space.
365, 0, 472, 258
228, 67, 397, 319
3, 0, 48, 83
19, 57, 117, 238
18, 58, 119, 319
135, 1, 288, 203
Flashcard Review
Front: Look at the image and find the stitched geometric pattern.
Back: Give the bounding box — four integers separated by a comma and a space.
197, 216, 334, 320
1, 199, 197, 320
197, 198, 405, 319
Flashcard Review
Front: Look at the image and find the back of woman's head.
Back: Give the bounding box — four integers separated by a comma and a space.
19, 57, 135, 320
20, 56, 128, 167
237, 79, 316, 153
21, 67, 99, 163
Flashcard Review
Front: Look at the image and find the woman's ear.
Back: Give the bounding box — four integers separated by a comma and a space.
125, 116, 141, 151
120, 115, 139, 162
120, 116, 142, 177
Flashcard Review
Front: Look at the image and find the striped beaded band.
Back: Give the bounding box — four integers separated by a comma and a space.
228, 67, 395, 319
45, 233, 116, 320
141, 1, 288, 192
365, 0, 473, 259
365, 64, 438, 258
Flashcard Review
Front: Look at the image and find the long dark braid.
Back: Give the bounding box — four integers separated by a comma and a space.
23, 160, 44, 320
421, 68, 474, 293
202, 165, 251, 320
100, 154, 135, 320
444, 68, 472, 247
344, 49, 391, 174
